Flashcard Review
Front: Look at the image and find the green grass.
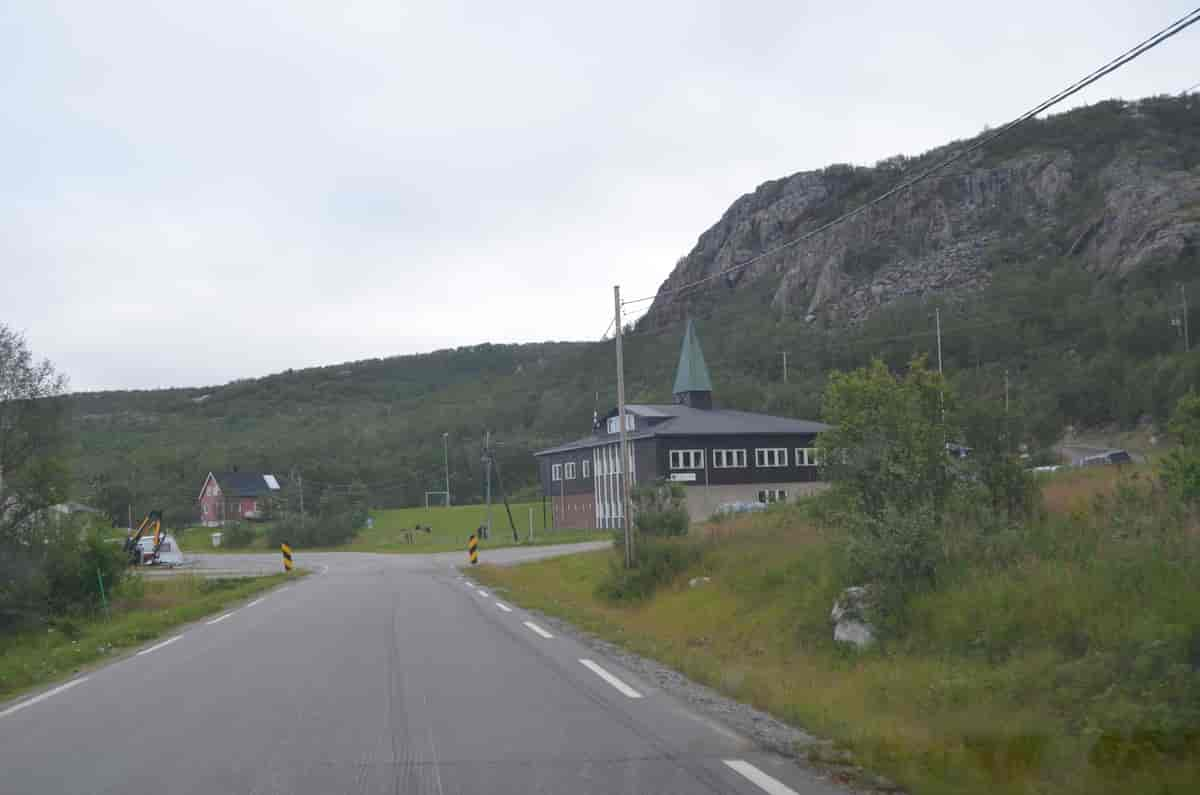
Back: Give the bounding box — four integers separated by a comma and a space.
473, 486, 1200, 794
0, 573, 293, 704
177, 502, 606, 554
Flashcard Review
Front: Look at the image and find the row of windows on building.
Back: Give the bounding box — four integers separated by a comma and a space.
550, 450, 634, 482
551, 446, 820, 481
669, 447, 820, 471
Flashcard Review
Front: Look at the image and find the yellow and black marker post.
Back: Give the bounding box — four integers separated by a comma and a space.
281, 542, 293, 573
467, 533, 478, 566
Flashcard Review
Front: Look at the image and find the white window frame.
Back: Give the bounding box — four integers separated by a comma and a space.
551, 463, 562, 481
669, 449, 704, 470
565, 462, 576, 480
712, 449, 747, 469
757, 488, 789, 504
795, 447, 820, 467
582, 459, 590, 478
755, 448, 788, 468
606, 414, 635, 434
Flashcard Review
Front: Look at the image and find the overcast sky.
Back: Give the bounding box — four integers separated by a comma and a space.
2, 1, 1196, 392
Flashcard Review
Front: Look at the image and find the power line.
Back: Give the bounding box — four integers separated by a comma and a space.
1182, 79, 1200, 95
620, 6, 1200, 309
618, 283, 1150, 353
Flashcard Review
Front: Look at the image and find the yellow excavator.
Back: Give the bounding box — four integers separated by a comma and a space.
123, 510, 179, 566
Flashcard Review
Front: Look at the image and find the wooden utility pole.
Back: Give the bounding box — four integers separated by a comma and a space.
935, 307, 943, 374
484, 430, 492, 539
935, 307, 945, 427
1182, 283, 1191, 353
614, 285, 633, 569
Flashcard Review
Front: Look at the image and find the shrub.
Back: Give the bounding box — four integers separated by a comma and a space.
596, 537, 703, 602
221, 522, 255, 548
633, 482, 690, 537
42, 524, 126, 615
819, 357, 956, 519
1160, 448, 1200, 503
1160, 393, 1200, 503
844, 503, 942, 629
266, 512, 359, 549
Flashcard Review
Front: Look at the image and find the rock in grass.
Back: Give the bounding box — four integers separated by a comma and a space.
688, 576, 712, 588
831, 586, 876, 648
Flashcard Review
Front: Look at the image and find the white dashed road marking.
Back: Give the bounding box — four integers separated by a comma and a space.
579, 659, 642, 698
523, 621, 554, 639
722, 760, 801, 795
495, 602, 513, 613
206, 612, 234, 625
247, 598, 263, 607
135, 636, 182, 656
476, 589, 489, 597
0, 677, 89, 718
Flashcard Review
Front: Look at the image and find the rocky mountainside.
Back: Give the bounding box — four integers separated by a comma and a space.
647, 96, 1200, 327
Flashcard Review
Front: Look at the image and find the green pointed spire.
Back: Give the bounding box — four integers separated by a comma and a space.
673, 319, 713, 397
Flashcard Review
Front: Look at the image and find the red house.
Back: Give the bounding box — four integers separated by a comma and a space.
198, 471, 281, 527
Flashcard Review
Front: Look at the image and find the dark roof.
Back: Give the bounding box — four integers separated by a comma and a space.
210, 471, 279, 497
535, 404, 829, 456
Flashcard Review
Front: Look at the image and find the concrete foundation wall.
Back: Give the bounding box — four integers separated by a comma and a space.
683, 481, 829, 522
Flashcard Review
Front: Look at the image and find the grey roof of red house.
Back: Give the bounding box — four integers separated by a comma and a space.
211, 471, 279, 497
534, 404, 829, 456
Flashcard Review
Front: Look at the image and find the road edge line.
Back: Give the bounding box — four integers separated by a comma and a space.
0, 677, 89, 718
579, 658, 642, 698
722, 760, 800, 795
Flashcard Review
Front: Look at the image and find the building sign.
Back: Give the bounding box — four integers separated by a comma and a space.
669, 473, 697, 482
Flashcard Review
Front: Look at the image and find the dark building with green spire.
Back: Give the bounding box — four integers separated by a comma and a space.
535, 321, 829, 529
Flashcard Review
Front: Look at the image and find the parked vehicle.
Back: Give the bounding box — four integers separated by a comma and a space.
122, 510, 183, 566
1078, 449, 1133, 467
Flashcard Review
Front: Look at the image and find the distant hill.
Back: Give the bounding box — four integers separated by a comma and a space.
648, 95, 1200, 328
66, 95, 1200, 525
68, 342, 599, 525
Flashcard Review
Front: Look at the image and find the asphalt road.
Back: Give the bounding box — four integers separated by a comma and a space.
0, 544, 844, 795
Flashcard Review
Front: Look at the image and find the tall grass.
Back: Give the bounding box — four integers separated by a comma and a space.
475, 470, 1200, 794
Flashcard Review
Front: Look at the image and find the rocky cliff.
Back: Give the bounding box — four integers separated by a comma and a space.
647, 96, 1200, 327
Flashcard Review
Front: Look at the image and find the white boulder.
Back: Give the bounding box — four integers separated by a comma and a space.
831, 586, 876, 648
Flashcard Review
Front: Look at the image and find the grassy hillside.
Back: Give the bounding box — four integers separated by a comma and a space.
63, 96, 1200, 528
472, 467, 1200, 794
